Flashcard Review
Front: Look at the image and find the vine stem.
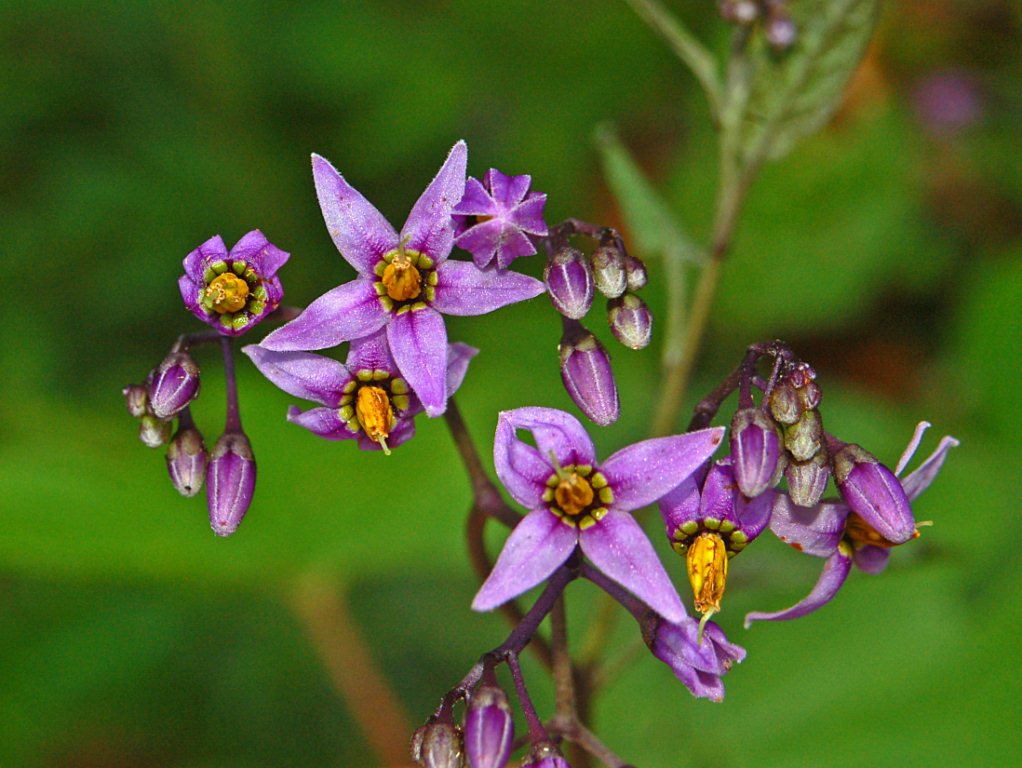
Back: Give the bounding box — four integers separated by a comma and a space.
220, 336, 242, 432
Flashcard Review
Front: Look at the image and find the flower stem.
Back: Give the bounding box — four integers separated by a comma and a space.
220, 336, 242, 432
445, 398, 519, 528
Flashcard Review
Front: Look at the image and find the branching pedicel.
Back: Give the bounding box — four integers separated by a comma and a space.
122, 5, 958, 767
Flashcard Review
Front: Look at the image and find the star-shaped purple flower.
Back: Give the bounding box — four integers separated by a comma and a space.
244, 331, 476, 453
179, 230, 289, 336
260, 142, 545, 416
472, 407, 725, 623
453, 168, 548, 270
745, 422, 958, 625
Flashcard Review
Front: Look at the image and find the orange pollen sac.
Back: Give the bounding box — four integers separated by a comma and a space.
205, 273, 249, 314
845, 512, 917, 548
554, 473, 594, 517
686, 532, 728, 614
355, 386, 393, 440
382, 253, 422, 301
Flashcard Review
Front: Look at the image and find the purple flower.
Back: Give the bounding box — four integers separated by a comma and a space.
207, 431, 256, 537
643, 612, 746, 702
261, 143, 544, 417
245, 331, 476, 454
179, 230, 289, 336
472, 407, 725, 623
453, 168, 548, 270
745, 422, 958, 625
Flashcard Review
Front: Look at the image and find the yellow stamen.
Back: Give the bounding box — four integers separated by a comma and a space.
554, 472, 594, 517
355, 386, 392, 446
204, 273, 249, 314
381, 251, 422, 301
687, 532, 728, 625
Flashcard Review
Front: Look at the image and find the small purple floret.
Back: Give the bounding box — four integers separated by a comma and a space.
464, 685, 513, 768
644, 612, 745, 702
207, 431, 256, 537
730, 407, 782, 498
148, 351, 201, 419
544, 247, 593, 320
454, 168, 548, 270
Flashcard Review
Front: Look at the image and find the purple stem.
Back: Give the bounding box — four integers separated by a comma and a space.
580, 564, 648, 624
508, 652, 548, 745
221, 336, 242, 432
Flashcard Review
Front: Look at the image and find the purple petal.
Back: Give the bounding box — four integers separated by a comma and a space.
260, 278, 387, 352
600, 428, 726, 512
178, 273, 203, 318
242, 345, 352, 407
498, 407, 596, 467
509, 192, 549, 236
734, 489, 774, 541
356, 417, 416, 451
494, 417, 551, 508
901, 435, 959, 501
895, 421, 931, 475
853, 545, 891, 574
286, 405, 358, 441
312, 153, 398, 274
472, 509, 577, 612
744, 548, 853, 626
345, 329, 397, 374
183, 234, 227, 284
452, 176, 499, 216
486, 169, 531, 205
840, 459, 915, 544
229, 229, 289, 277
432, 261, 545, 316
493, 227, 539, 270
446, 342, 478, 395
401, 141, 467, 262
579, 511, 687, 623
659, 473, 702, 537
387, 307, 449, 417
454, 219, 508, 269
769, 495, 846, 557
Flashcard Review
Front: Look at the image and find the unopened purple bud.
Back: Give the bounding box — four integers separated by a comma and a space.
123, 384, 148, 417
768, 381, 801, 424
166, 425, 208, 497
207, 431, 256, 537
148, 351, 201, 419
607, 293, 653, 350
624, 255, 648, 292
544, 247, 593, 319
521, 744, 571, 768
139, 414, 172, 448
730, 408, 782, 497
765, 14, 797, 49
464, 686, 513, 768
783, 409, 823, 462
590, 245, 627, 298
559, 325, 619, 426
785, 452, 829, 507
834, 444, 915, 544
411, 722, 465, 768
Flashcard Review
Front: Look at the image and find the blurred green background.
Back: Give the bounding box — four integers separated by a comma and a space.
1, 0, 1019, 766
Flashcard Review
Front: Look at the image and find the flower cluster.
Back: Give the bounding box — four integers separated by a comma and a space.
719, 0, 797, 49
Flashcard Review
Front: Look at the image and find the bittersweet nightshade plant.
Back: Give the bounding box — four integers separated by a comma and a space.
260, 142, 544, 417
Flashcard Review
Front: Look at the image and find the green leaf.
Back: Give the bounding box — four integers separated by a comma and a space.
593, 124, 703, 265
736, 0, 880, 164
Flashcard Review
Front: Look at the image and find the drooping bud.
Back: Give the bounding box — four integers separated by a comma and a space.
166, 425, 208, 497
207, 431, 256, 537
463, 685, 513, 768
730, 408, 782, 498
521, 744, 571, 768
411, 721, 465, 768
783, 409, 823, 462
624, 255, 648, 292
559, 323, 619, 426
590, 244, 627, 298
784, 451, 830, 507
148, 351, 201, 419
768, 381, 801, 424
123, 384, 148, 418
607, 293, 653, 350
139, 414, 172, 448
765, 12, 797, 49
544, 247, 593, 319
834, 444, 915, 544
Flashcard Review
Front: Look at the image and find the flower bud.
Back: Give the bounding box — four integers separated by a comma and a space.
765, 13, 797, 49
720, 0, 759, 24
768, 381, 801, 424
590, 245, 627, 298
544, 247, 593, 319
139, 414, 172, 448
123, 384, 148, 418
784, 451, 829, 508
834, 444, 915, 544
166, 425, 208, 497
798, 380, 822, 411
521, 744, 571, 768
730, 408, 782, 498
607, 293, 653, 350
624, 255, 648, 292
411, 721, 465, 768
559, 324, 619, 426
464, 685, 513, 768
783, 409, 823, 462
207, 431, 256, 537
148, 351, 201, 419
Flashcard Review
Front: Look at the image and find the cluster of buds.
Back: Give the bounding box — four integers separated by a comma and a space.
543, 223, 652, 425
412, 678, 515, 768
718, 0, 797, 49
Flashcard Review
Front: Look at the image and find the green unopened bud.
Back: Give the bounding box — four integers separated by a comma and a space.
784, 409, 823, 462
590, 245, 627, 298
139, 414, 172, 448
